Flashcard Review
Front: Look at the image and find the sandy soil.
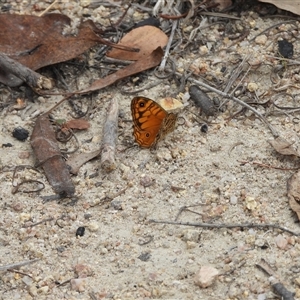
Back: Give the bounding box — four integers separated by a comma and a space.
1, 1, 300, 300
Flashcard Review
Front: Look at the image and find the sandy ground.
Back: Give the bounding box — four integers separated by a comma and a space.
1, 1, 300, 299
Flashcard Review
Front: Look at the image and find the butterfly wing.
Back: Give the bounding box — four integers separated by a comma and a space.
131, 97, 167, 148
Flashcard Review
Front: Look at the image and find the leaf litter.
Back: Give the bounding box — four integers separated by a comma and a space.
2, 1, 300, 299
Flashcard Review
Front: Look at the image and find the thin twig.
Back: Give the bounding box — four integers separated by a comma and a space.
38, 0, 59, 16
0, 259, 39, 271
89, 185, 129, 207
7, 269, 33, 278
23, 217, 54, 228
159, 19, 178, 71
239, 160, 300, 171
149, 219, 300, 236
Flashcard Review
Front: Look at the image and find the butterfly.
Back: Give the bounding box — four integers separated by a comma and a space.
131, 96, 177, 148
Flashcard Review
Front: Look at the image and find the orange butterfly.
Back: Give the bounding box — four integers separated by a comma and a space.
131, 96, 177, 148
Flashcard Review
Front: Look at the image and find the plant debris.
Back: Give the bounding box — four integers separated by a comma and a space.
30, 114, 75, 196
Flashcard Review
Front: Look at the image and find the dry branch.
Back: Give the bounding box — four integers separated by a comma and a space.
150, 219, 300, 236
0, 52, 53, 88
30, 114, 75, 196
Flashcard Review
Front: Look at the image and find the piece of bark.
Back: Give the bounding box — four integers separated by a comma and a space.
100, 98, 118, 172
268, 136, 299, 157
30, 114, 75, 196
0, 52, 54, 88
67, 150, 100, 175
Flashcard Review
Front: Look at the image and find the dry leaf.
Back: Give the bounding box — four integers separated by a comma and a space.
258, 0, 300, 15
78, 25, 167, 94
80, 47, 164, 94
63, 119, 90, 130
106, 25, 168, 61
287, 171, 300, 220
0, 14, 136, 71
268, 136, 299, 157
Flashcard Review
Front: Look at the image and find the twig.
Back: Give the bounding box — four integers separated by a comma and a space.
100, 98, 118, 172
239, 160, 300, 171
184, 74, 279, 137
0, 259, 39, 271
199, 11, 240, 20
38, 0, 59, 17
256, 259, 295, 300
159, 19, 178, 71
89, 185, 129, 207
149, 219, 300, 236
23, 217, 54, 228
0, 52, 53, 89
7, 269, 33, 278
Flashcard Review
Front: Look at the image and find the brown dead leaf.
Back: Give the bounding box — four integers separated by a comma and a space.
268, 136, 299, 157
106, 25, 168, 61
0, 14, 137, 71
258, 0, 300, 15
63, 119, 90, 130
80, 47, 164, 94
287, 171, 300, 220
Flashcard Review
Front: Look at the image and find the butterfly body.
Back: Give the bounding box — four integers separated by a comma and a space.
131, 97, 177, 148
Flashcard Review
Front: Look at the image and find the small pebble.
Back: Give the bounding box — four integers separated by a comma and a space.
181, 229, 200, 242
245, 196, 257, 211
38, 286, 49, 294
74, 264, 93, 278
194, 266, 219, 288
199, 45, 209, 55
70, 278, 87, 292
230, 195, 238, 205
110, 199, 123, 210
275, 234, 288, 250
247, 82, 258, 92
140, 174, 155, 187
87, 221, 99, 232
255, 35, 267, 45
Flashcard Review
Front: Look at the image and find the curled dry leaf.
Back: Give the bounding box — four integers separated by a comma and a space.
287, 171, 300, 220
268, 136, 299, 157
